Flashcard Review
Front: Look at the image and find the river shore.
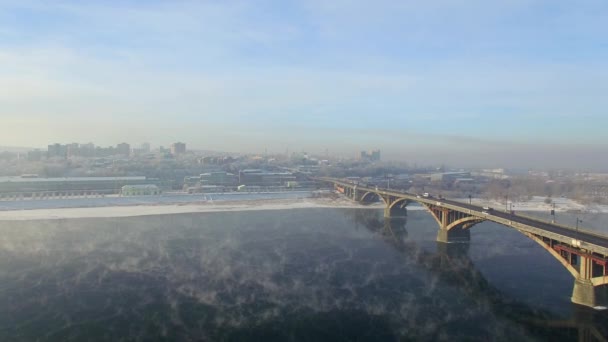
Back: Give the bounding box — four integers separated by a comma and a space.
0, 193, 606, 221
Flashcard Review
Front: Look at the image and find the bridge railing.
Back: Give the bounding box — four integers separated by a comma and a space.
503, 210, 608, 239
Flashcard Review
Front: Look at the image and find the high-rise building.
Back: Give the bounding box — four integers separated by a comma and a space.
79, 143, 96, 157
360, 149, 381, 162
27, 149, 43, 161
171, 142, 186, 155
47, 143, 67, 159
370, 150, 381, 161
66, 143, 80, 158
130, 143, 152, 157
116, 143, 131, 156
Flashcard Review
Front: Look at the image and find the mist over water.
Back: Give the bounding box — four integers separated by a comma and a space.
0, 209, 606, 341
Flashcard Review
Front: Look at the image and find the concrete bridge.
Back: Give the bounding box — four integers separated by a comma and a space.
316, 177, 608, 308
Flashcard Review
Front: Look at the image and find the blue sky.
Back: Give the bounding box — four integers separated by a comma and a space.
1, 0, 607, 167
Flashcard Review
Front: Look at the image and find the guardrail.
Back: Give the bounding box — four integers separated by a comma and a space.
492, 209, 608, 240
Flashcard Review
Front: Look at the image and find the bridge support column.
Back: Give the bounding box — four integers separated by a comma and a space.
436, 227, 470, 244
384, 206, 407, 219
571, 255, 608, 307
571, 278, 607, 308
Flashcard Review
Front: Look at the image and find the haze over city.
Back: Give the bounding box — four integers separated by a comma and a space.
1, 0, 607, 168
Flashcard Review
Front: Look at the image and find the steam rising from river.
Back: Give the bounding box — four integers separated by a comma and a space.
0, 210, 542, 340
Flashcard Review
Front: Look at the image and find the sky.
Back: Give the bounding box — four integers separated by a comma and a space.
1, 0, 607, 168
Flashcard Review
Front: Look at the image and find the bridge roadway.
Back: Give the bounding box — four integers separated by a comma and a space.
319, 178, 608, 256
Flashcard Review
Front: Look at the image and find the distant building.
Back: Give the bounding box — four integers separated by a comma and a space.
66, 143, 80, 158
94, 146, 117, 157
360, 149, 381, 162
238, 169, 295, 186
79, 143, 96, 157
183, 176, 201, 188
472, 169, 510, 180
27, 149, 43, 161
47, 143, 67, 159
200, 171, 237, 186
430, 172, 471, 183
199, 156, 236, 165
171, 142, 186, 155
131, 142, 152, 157
141, 142, 151, 153
297, 165, 320, 173
116, 143, 131, 156
121, 184, 161, 196
0, 176, 157, 195
454, 178, 475, 190
370, 149, 381, 161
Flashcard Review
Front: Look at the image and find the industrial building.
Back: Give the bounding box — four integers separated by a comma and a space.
430, 172, 471, 183
121, 184, 161, 196
0, 176, 158, 195
238, 169, 296, 186
200, 172, 237, 186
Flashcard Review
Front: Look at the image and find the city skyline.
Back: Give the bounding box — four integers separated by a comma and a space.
7, 139, 608, 172
1, 1, 607, 168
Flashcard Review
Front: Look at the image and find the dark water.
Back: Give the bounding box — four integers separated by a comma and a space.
0, 208, 606, 341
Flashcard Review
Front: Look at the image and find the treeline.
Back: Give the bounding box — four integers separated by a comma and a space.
482, 177, 608, 204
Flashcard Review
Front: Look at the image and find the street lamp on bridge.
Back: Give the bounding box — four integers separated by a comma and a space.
575, 217, 583, 240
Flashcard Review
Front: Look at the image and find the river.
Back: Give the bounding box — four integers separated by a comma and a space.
0, 208, 606, 341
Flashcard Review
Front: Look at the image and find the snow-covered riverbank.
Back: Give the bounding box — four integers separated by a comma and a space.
0, 193, 606, 222
0, 197, 384, 221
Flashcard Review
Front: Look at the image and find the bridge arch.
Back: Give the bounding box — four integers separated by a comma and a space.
389, 198, 411, 209
421, 203, 443, 228
522, 232, 579, 279
419, 203, 484, 231
359, 191, 380, 204
446, 216, 486, 231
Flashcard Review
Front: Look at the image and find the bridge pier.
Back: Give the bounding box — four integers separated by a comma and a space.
571, 278, 607, 308
571, 254, 608, 308
425, 205, 475, 244
436, 227, 470, 244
